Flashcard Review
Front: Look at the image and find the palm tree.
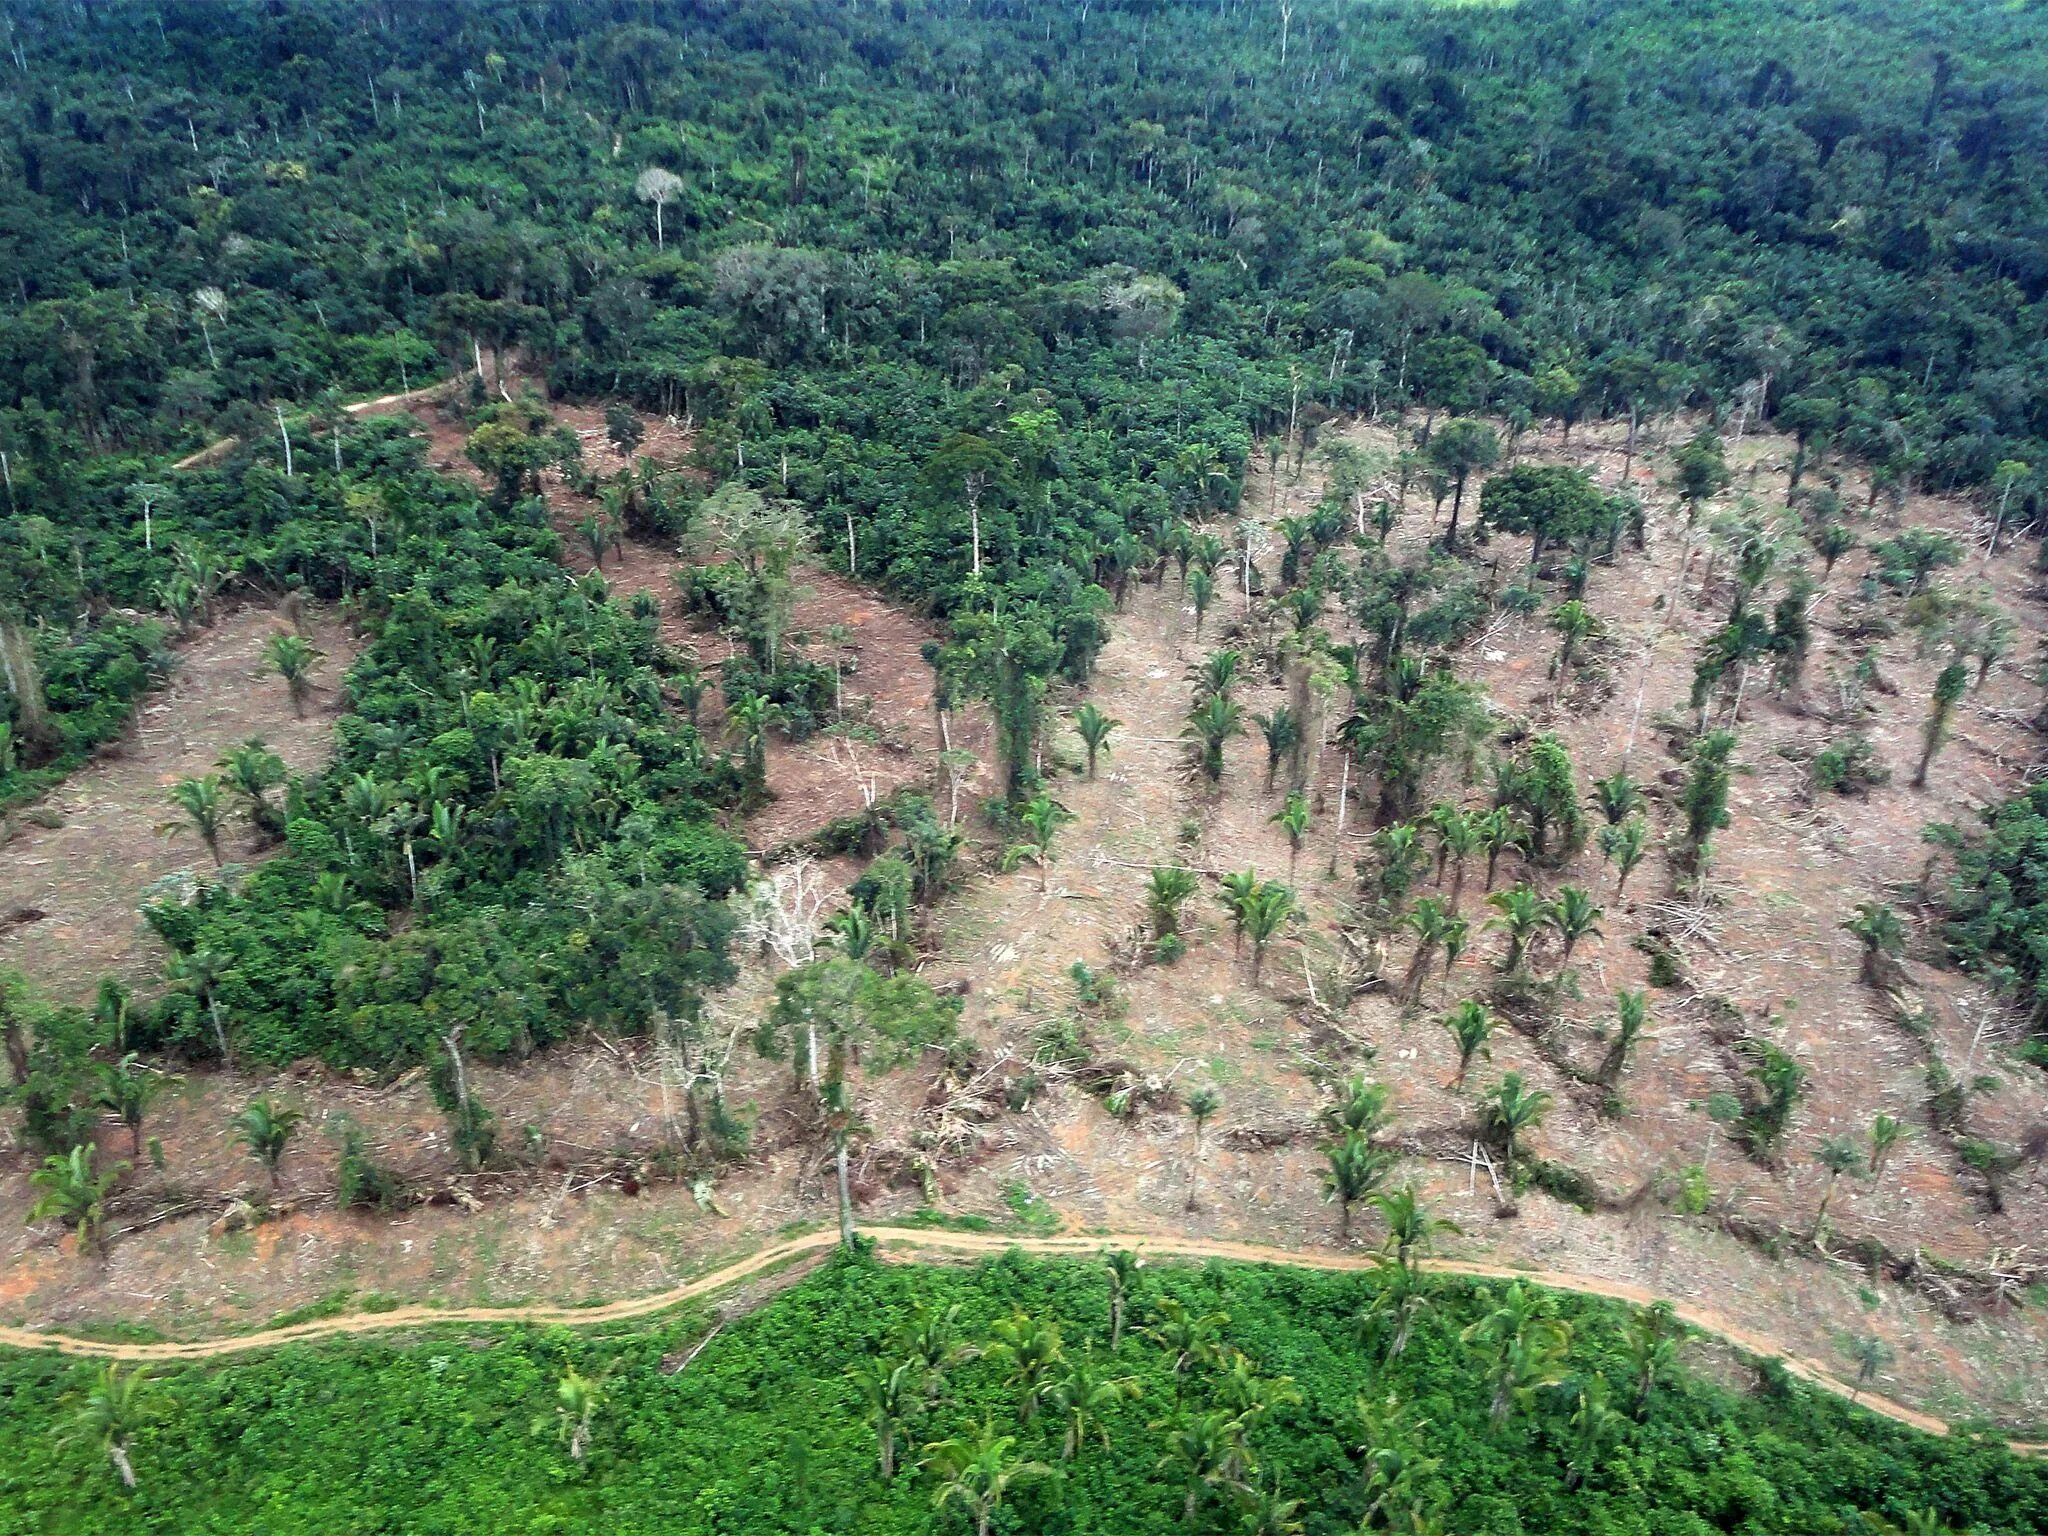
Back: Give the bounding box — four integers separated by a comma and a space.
1813, 1134, 1864, 1233
1074, 702, 1119, 779
1184, 1084, 1222, 1210
164, 774, 228, 865
1480, 1073, 1554, 1169
166, 947, 235, 1065
1356, 1394, 1441, 1524
1144, 1297, 1228, 1399
230, 1097, 304, 1186
1590, 770, 1643, 826
1441, 999, 1494, 1088
1241, 881, 1297, 983
1911, 661, 1968, 789
1155, 1409, 1245, 1524
1104, 1249, 1143, 1351
1399, 896, 1458, 1002
1549, 884, 1604, 968
60, 1364, 162, 1488
1320, 1075, 1392, 1141
1626, 1300, 1680, 1416
1191, 647, 1243, 702
1460, 1280, 1572, 1428
1322, 1130, 1394, 1241
1045, 1349, 1141, 1461
1549, 599, 1597, 684
1183, 694, 1244, 783
985, 1312, 1067, 1423
265, 631, 320, 718
1868, 1113, 1908, 1180
93, 1054, 179, 1159
1427, 804, 1481, 912
1233, 1481, 1307, 1536
1843, 901, 1905, 989
1562, 1375, 1625, 1490
1189, 567, 1217, 636
1599, 989, 1650, 1086
1217, 868, 1260, 957
29, 1145, 127, 1254
1004, 791, 1074, 892
1270, 792, 1310, 880
1843, 1334, 1894, 1403
1374, 1185, 1460, 1274
1253, 706, 1299, 791
1145, 865, 1199, 941
923, 1421, 1049, 1536
849, 1356, 921, 1478
1598, 817, 1649, 896
1472, 806, 1522, 894
218, 738, 288, 837
725, 691, 784, 795
1485, 882, 1551, 973
551, 1365, 601, 1460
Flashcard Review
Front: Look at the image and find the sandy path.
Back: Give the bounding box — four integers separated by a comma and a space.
0, 1223, 2036, 1455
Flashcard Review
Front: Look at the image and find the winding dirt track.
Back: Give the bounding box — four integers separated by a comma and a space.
0, 1226, 2041, 1453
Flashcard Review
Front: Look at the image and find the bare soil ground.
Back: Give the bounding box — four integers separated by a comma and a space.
4, 408, 2046, 1436
0, 604, 355, 1002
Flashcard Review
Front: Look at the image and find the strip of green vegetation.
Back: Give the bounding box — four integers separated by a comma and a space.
3, 1253, 2040, 1534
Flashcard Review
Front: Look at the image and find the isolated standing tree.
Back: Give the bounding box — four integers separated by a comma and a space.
1480, 1073, 1554, 1169
1843, 901, 1905, 988
1911, 662, 1968, 789
1184, 1084, 1221, 1210
1442, 999, 1493, 1087
1271, 792, 1310, 881
1429, 418, 1500, 548
1598, 989, 1650, 1086
1254, 705, 1300, 791
1321, 1129, 1393, 1240
164, 775, 228, 865
1598, 817, 1649, 896
1844, 1334, 1894, 1403
1679, 729, 1737, 875
1189, 567, 1217, 636
266, 631, 320, 718
1868, 1113, 1907, 1179
1183, 694, 1244, 784
1549, 600, 1596, 686
1485, 883, 1550, 974
1074, 703, 1119, 779
1005, 791, 1074, 892
635, 166, 684, 250
93, 1054, 177, 1159
230, 1097, 303, 1186
1241, 880, 1297, 982
1399, 895, 1459, 1002
29, 1145, 126, 1254
1549, 885, 1604, 968
1812, 1134, 1863, 1233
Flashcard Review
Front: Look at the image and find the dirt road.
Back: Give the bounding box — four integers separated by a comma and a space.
0, 1225, 2037, 1454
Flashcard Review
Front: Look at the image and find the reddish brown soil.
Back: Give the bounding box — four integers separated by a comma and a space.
4, 409, 2046, 1436
0, 604, 355, 1002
